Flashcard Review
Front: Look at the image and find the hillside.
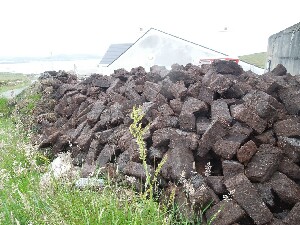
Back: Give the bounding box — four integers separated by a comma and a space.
239, 52, 267, 69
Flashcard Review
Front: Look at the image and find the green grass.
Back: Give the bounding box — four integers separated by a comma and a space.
0, 97, 13, 116
0, 117, 185, 225
239, 52, 267, 69
0, 72, 32, 93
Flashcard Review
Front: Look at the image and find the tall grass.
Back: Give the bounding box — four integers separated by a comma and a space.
0, 117, 183, 224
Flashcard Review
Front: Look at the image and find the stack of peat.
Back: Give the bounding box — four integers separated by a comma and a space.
36, 61, 300, 225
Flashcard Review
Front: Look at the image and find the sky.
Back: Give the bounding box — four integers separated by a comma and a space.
0, 0, 299, 57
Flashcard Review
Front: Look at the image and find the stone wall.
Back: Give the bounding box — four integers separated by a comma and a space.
267, 22, 300, 75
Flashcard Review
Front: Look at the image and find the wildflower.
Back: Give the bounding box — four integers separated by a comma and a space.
204, 162, 212, 177
0, 169, 11, 189
223, 189, 235, 202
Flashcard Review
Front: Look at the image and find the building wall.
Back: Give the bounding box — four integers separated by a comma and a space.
267, 22, 300, 75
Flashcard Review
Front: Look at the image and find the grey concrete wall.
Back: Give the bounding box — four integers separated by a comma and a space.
267, 22, 300, 75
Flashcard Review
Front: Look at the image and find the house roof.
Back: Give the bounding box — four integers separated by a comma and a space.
99, 43, 132, 64
102, 28, 230, 67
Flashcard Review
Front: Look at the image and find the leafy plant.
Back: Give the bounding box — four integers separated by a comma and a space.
129, 105, 167, 199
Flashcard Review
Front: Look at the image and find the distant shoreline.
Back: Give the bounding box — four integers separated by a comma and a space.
0, 59, 101, 75
0, 54, 102, 64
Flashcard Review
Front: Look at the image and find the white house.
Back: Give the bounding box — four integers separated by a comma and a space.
99, 28, 264, 75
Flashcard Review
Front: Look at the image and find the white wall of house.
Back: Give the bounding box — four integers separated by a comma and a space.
239, 61, 264, 75
101, 29, 264, 75
109, 29, 225, 71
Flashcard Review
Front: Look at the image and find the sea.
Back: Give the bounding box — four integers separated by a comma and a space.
0, 59, 101, 76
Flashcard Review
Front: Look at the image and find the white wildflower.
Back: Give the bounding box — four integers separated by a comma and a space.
125, 175, 137, 183
223, 189, 235, 202
199, 184, 206, 191
204, 162, 212, 177
0, 169, 11, 189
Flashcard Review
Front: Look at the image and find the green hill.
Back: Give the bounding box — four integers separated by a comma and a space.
239, 52, 267, 69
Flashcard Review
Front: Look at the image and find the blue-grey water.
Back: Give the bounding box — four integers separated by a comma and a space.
0, 59, 100, 75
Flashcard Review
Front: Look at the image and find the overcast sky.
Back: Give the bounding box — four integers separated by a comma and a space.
0, 0, 299, 57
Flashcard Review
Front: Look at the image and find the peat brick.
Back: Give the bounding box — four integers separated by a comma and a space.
245, 144, 283, 182
237, 140, 258, 164
222, 160, 244, 179
143, 81, 162, 102
97, 144, 117, 167
212, 60, 244, 76
253, 182, 275, 208
152, 128, 173, 147
181, 97, 208, 115
75, 131, 94, 153
187, 81, 202, 98
283, 202, 300, 225
254, 130, 276, 145
277, 136, 300, 163
93, 129, 114, 145
204, 73, 233, 94
197, 120, 228, 157
278, 87, 300, 115
274, 118, 300, 137
205, 200, 246, 225
271, 64, 287, 76
172, 129, 199, 151
122, 161, 153, 181
270, 172, 300, 205
179, 113, 196, 132
179, 98, 208, 132
278, 157, 300, 180
161, 145, 194, 181
205, 176, 226, 194
196, 117, 211, 135
169, 98, 183, 115
213, 139, 240, 159
170, 81, 187, 99
227, 122, 253, 144
230, 104, 266, 134
211, 100, 232, 124
148, 146, 167, 160
150, 116, 179, 131
224, 173, 273, 225
243, 90, 285, 122
198, 86, 215, 104
158, 103, 174, 116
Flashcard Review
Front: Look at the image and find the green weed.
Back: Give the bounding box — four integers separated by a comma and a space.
129, 105, 168, 200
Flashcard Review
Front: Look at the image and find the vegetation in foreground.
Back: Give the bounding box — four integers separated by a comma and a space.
0, 94, 205, 225
0, 75, 221, 224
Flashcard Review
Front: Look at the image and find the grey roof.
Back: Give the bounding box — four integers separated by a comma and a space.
99, 43, 132, 64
